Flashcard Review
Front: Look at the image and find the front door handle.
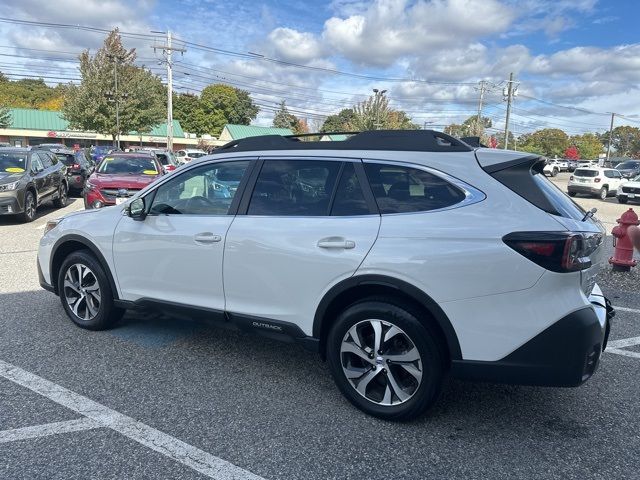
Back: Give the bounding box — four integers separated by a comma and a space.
317, 237, 356, 249
194, 232, 222, 244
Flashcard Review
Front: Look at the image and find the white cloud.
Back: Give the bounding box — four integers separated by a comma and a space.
266, 28, 326, 64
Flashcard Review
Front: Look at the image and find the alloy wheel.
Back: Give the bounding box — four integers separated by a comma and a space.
63, 263, 101, 321
25, 193, 35, 220
59, 184, 67, 205
340, 319, 423, 406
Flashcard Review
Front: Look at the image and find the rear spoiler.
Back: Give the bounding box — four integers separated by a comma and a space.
478, 153, 560, 215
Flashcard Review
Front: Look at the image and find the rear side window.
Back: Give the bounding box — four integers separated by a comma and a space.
248, 160, 341, 216
574, 169, 597, 177
364, 163, 466, 214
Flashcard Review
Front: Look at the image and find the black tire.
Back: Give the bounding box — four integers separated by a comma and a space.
53, 182, 68, 208
618, 196, 628, 204
551, 168, 558, 177
327, 298, 445, 421
568, 191, 577, 197
599, 187, 608, 200
58, 250, 124, 330
19, 189, 36, 223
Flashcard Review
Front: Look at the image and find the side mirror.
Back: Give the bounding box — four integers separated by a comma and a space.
128, 197, 146, 220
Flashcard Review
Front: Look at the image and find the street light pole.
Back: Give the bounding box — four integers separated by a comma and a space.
606, 112, 616, 165
372, 88, 387, 130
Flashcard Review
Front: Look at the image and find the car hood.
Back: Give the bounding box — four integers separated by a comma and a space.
618, 169, 638, 174
89, 173, 159, 189
0, 171, 26, 184
622, 180, 640, 187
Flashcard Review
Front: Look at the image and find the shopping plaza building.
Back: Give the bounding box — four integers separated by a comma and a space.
0, 108, 201, 149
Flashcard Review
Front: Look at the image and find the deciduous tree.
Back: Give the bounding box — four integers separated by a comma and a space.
570, 133, 603, 159
519, 128, 569, 157
62, 29, 165, 144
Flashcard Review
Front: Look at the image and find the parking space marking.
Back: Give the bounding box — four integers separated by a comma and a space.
0, 418, 101, 444
0, 359, 265, 480
614, 306, 640, 315
607, 348, 640, 359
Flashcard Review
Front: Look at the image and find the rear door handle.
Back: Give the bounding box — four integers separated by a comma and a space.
194, 232, 222, 244
317, 237, 356, 249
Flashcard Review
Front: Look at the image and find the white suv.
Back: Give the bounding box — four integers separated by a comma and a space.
38, 131, 613, 420
568, 167, 624, 200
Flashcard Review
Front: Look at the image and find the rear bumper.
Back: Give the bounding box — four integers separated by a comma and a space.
567, 185, 600, 195
451, 289, 612, 387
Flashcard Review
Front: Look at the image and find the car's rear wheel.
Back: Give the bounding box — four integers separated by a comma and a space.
618, 196, 628, 204
53, 182, 67, 208
599, 187, 608, 200
19, 190, 36, 223
58, 251, 124, 330
327, 299, 445, 421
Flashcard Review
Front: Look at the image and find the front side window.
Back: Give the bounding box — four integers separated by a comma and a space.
247, 160, 341, 216
38, 152, 53, 168
364, 162, 466, 214
150, 160, 250, 215
31, 154, 44, 173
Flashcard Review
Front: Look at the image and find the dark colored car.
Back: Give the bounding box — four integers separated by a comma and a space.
32, 143, 67, 150
90, 145, 118, 163
615, 160, 640, 179
83, 153, 163, 209
0, 147, 68, 222
51, 148, 95, 195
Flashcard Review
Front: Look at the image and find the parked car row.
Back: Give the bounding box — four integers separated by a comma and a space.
566, 166, 640, 204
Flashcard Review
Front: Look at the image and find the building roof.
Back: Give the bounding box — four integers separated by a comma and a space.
5, 108, 184, 138
223, 124, 293, 140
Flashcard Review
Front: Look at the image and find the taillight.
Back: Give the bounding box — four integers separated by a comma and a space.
594, 177, 601, 183
569, 176, 574, 181
503, 232, 601, 273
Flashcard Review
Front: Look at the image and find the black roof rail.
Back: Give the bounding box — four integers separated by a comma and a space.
212, 130, 473, 154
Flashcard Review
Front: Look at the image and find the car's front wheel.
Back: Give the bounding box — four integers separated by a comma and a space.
58, 251, 124, 330
19, 190, 36, 223
551, 168, 558, 177
53, 182, 67, 208
327, 299, 445, 421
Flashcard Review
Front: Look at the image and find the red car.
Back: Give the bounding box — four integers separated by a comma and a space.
83, 153, 163, 209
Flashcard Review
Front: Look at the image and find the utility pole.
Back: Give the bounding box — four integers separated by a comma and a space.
502, 72, 518, 150
606, 112, 616, 165
372, 88, 387, 130
475, 80, 488, 137
153, 31, 186, 151
105, 54, 125, 149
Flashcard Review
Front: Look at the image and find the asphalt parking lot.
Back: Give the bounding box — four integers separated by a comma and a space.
1, 189, 640, 479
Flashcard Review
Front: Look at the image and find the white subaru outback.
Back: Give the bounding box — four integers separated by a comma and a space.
38, 131, 613, 420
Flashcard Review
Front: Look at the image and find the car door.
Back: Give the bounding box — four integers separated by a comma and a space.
223, 158, 381, 335
36, 151, 57, 198
29, 153, 47, 200
112, 158, 254, 311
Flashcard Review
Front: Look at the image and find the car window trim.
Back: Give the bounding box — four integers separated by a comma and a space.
240, 156, 367, 217
353, 160, 380, 215
142, 157, 257, 217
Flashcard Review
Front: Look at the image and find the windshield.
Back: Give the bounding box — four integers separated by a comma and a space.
574, 169, 598, 177
0, 152, 28, 173
97, 156, 158, 175
188, 152, 207, 159
616, 161, 640, 170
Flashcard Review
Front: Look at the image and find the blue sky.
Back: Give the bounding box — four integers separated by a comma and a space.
1, 0, 639, 135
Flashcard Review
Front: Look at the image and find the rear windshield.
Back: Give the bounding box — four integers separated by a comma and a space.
55, 154, 76, 165
188, 152, 207, 159
574, 169, 598, 177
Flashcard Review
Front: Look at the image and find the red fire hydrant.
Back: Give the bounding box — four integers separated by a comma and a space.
609, 208, 639, 272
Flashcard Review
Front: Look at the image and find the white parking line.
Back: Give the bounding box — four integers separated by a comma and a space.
0, 359, 265, 480
0, 418, 100, 444
607, 348, 640, 359
607, 336, 640, 349
614, 306, 640, 315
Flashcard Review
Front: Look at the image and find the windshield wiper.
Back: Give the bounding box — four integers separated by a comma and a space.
582, 207, 597, 222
